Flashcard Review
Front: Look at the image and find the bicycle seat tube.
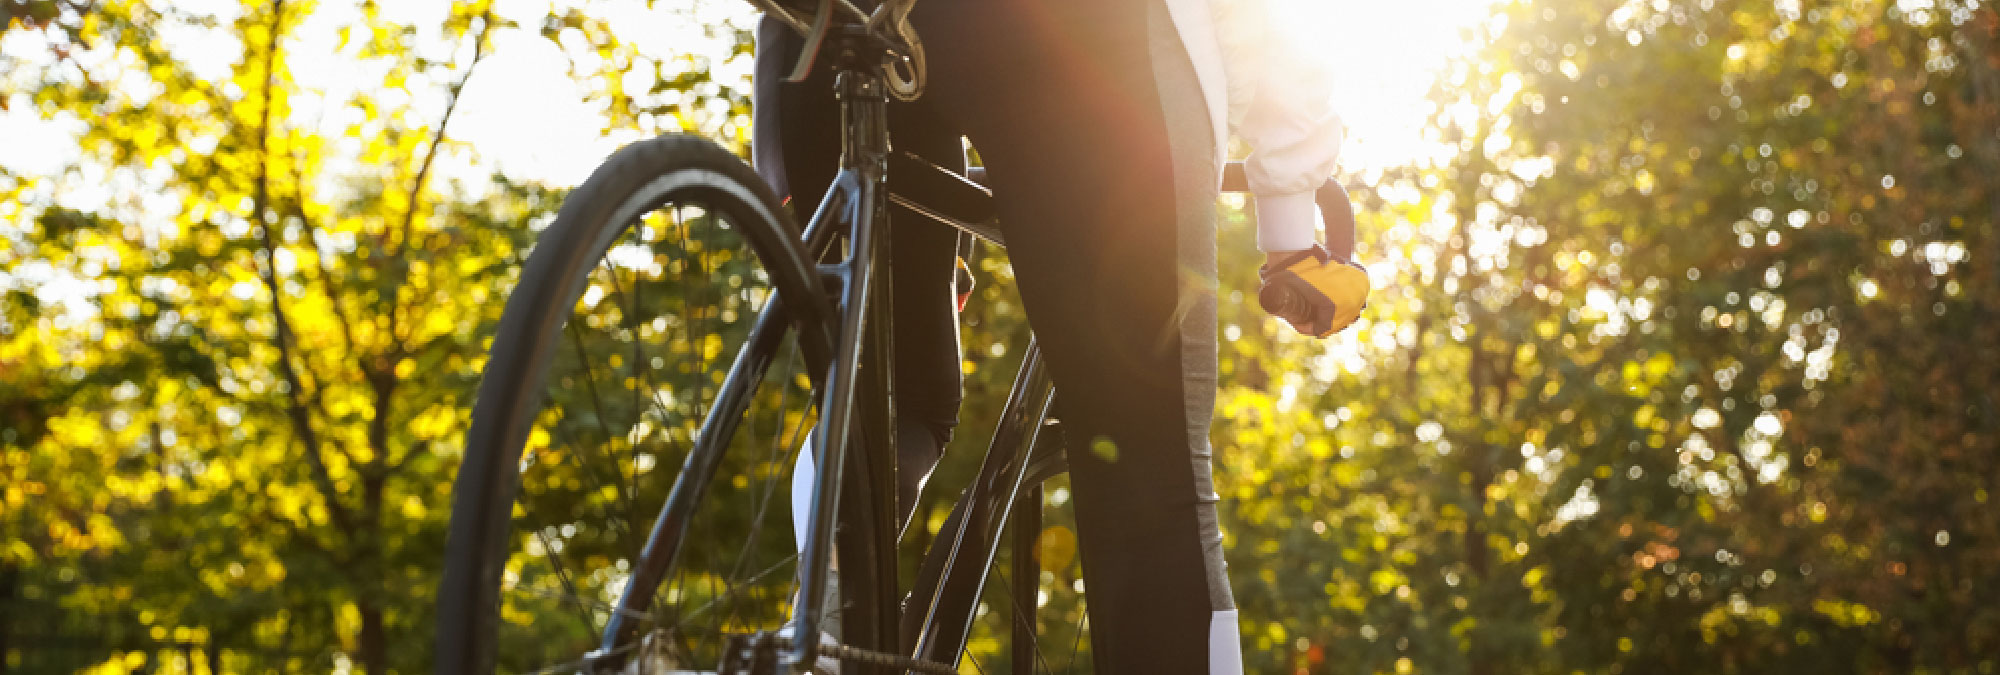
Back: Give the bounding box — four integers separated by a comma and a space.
787, 23, 902, 673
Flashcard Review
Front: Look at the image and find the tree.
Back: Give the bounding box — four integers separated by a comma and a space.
5, 0, 775, 669
1209, 1, 2000, 673
3, 1, 536, 672
7, 0, 1997, 673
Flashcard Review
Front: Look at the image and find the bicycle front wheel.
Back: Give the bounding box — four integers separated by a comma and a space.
436, 135, 889, 674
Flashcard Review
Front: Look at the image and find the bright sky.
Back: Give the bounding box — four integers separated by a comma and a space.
2, 0, 1496, 194
0, 0, 1503, 382
468, 0, 1503, 185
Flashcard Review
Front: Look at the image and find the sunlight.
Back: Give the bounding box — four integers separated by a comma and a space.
444, 0, 1503, 186
0, 0, 1496, 190
9, 0, 1997, 671
1272, 0, 1501, 172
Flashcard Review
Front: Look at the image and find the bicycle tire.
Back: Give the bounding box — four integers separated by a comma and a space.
435, 134, 890, 674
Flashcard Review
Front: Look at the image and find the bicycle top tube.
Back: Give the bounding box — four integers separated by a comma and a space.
884, 152, 1358, 260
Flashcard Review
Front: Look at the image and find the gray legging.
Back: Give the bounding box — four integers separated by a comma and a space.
753, 0, 1240, 670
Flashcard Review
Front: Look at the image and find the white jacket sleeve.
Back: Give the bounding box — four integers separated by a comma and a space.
1214, 0, 1345, 252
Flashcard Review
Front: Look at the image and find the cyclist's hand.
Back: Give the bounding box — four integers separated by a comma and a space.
1257, 245, 1369, 338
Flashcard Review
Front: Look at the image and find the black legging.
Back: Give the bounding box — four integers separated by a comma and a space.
754, 1, 1239, 670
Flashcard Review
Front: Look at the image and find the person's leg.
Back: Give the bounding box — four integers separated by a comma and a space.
754, 17, 966, 531
914, 0, 1241, 671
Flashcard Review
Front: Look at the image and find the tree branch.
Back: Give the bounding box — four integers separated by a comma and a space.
285, 187, 358, 358
283, 198, 364, 475
369, 9, 499, 475
274, 514, 343, 567
245, 0, 356, 538
393, 8, 496, 259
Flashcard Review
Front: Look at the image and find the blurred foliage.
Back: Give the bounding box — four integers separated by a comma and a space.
1204, 0, 1998, 673
1, 1, 534, 673
3, 0, 1997, 674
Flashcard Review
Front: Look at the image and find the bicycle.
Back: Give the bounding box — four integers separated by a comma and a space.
434, 0, 1358, 672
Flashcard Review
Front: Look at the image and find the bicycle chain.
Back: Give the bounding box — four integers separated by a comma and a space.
818, 642, 958, 675
676, 630, 959, 675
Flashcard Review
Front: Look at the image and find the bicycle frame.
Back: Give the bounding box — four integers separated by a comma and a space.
600, 26, 936, 672
598, 16, 1363, 671
774, 26, 1066, 671
714, 23, 1060, 670
744, 24, 1068, 671
787, 33, 902, 671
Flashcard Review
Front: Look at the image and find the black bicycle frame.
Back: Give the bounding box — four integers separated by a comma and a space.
767, 26, 1055, 671
788, 51, 901, 673
597, 16, 1362, 671
592, 29, 906, 672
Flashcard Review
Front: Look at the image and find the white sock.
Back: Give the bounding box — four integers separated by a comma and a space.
792, 437, 816, 555
790, 434, 838, 576
1210, 610, 1244, 675
789, 436, 843, 673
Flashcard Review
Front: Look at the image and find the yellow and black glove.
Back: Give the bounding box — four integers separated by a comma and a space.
1257, 244, 1369, 338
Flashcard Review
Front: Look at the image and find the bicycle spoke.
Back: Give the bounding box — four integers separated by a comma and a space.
620, 230, 647, 520
671, 203, 713, 428
995, 572, 1053, 675
522, 637, 651, 675
563, 321, 639, 521
518, 198, 819, 670
510, 578, 650, 623
1068, 608, 1088, 675
714, 355, 814, 642
589, 245, 702, 559
587, 205, 778, 653
511, 420, 638, 637
671, 553, 802, 628
593, 240, 694, 461
535, 528, 600, 633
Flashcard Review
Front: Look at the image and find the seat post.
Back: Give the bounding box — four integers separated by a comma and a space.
832, 27, 893, 183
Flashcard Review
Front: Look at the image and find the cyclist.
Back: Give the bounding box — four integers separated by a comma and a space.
755, 0, 1360, 671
